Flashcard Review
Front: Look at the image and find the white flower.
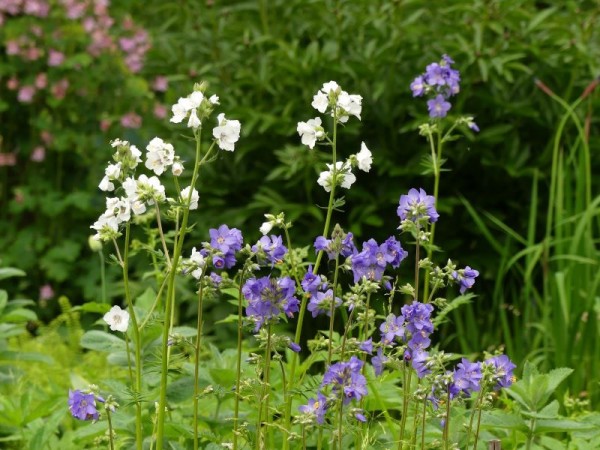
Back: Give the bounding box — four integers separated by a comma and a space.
105, 162, 121, 179
129, 145, 142, 166
189, 91, 204, 107
171, 97, 194, 123
321, 81, 340, 94
356, 142, 372, 172
104, 197, 131, 223
189, 247, 205, 279
136, 174, 166, 205
336, 92, 362, 123
181, 186, 199, 210
103, 305, 130, 332
209, 94, 219, 105
123, 177, 137, 197
187, 108, 201, 129
90, 214, 119, 241
145, 137, 175, 176
311, 91, 329, 113
110, 138, 128, 148
172, 161, 184, 176
213, 113, 241, 151
259, 221, 273, 235
99, 176, 114, 192
130, 197, 147, 215
297, 117, 324, 149
317, 161, 356, 192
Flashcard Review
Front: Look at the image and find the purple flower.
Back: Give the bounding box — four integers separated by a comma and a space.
382, 236, 408, 268
486, 355, 516, 389
359, 338, 373, 354
372, 347, 388, 376
468, 121, 480, 132
243, 276, 299, 331
410, 75, 426, 97
450, 359, 483, 398
314, 236, 335, 260
289, 341, 301, 353
307, 289, 341, 318
379, 314, 405, 345
208, 225, 243, 268
341, 232, 357, 257
397, 188, 439, 223
425, 63, 446, 86
252, 235, 287, 264
355, 411, 367, 422
411, 350, 431, 378
452, 266, 479, 294
209, 272, 222, 287
298, 392, 327, 424
401, 301, 434, 336
427, 94, 451, 118
322, 356, 367, 404
351, 237, 404, 284
301, 265, 325, 295
68, 390, 100, 421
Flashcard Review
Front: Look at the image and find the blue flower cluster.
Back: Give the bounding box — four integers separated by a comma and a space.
410, 55, 461, 118
251, 234, 287, 265
243, 276, 299, 331
205, 224, 243, 269
350, 236, 407, 283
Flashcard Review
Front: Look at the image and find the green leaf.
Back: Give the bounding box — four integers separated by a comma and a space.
0, 268, 26, 281
0, 291, 6, 314
215, 314, 239, 325
80, 330, 125, 352
71, 302, 111, 314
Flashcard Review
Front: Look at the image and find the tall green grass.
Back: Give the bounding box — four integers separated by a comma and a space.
453, 81, 599, 404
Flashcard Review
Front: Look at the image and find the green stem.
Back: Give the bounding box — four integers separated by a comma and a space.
421, 395, 427, 449
414, 240, 420, 301
124, 332, 134, 387
472, 397, 485, 450
261, 324, 273, 449
422, 128, 442, 302
99, 251, 107, 304
337, 390, 344, 450
156, 128, 205, 450
233, 278, 246, 450
106, 407, 115, 450
193, 282, 205, 450
155, 203, 171, 266
467, 388, 485, 448
122, 224, 143, 450
327, 256, 340, 365
398, 365, 412, 449
283, 116, 339, 448
443, 384, 451, 450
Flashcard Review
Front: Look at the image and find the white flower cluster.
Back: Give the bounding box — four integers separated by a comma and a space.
311, 81, 362, 123
181, 247, 206, 280
145, 137, 175, 176
98, 140, 142, 192
296, 81, 373, 192
170, 87, 241, 152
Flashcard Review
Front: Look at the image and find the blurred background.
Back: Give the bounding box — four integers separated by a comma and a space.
1, 0, 599, 401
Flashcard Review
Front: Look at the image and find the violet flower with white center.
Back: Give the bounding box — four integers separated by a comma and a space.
68, 390, 101, 421
298, 392, 327, 424
397, 188, 439, 223
379, 313, 405, 345
427, 94, 452, 118
372, 347, 388, 376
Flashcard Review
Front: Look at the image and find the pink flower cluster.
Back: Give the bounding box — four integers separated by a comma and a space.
0, 0, 49, 24
119, 23, 151, 73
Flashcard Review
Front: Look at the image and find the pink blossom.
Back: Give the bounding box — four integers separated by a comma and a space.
41, 131, 53, 145
120, 112, 142, 129
6, 40, 20, 55
93, 0, 109, 15
51, 78, 69, 99
99, 119, 111, 132
30, 25, 43, 37
153, 103, 167, 119
82, 16, 95, 32
30, 146, 46, 162
0, 0, 21, 15
152, 76, 168, 92
0, 152, 17, 167
24, 0, 49, 17
39, 284, 54, 300
18, 85, 36, 103
7, 76, 19, 90
35, 72, 47, 89
26, 47, 42, 61
48, 49, 65, 66
62, 0, 87, 19
119, 37, 136, 53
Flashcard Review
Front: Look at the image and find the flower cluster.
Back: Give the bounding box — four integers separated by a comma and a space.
397, 188, 439, 224
204, 225, 244, 269
243, 276, 299, 331
311, 81, 362, 123
321, 356, 368, 404
181, 247, 206, 280
251, 235, 287, 265
410, 55, 460, 118
351, 236, 408, 283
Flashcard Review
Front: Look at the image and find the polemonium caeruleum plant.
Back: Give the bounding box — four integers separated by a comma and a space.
77, 59, 516, 450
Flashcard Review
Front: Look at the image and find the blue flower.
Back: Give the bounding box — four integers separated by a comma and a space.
307, 289, 341, 318
410, 55, 461, 118
252, 235, 287, 265
208, 224, 243, 268
450, 358, 482, 398
427, 94, 452, 118
243, 276, 299, 331
68, 390, 100, 421
397, 188, 439, 223
486, 355, 516, 389
322, 356, 368, 405
379, 314, 405, 345
298, 392, 328, 424
372, 347, 388, 376
452, 266, 479, 294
